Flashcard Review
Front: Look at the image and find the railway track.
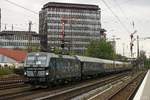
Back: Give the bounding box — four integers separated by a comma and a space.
0, 72, 129, 100
86, 71, 146, 100
0, 71, 138, 100
108, 71, 146, 100
0, 75, 28, 90
0, 74, 24, 80
0, 81, 28, 90
0, 86, 41, 100
32, 72, 130, 100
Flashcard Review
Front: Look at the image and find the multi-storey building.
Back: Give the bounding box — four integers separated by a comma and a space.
0, 31, 40, 50
39, 2, 101, 54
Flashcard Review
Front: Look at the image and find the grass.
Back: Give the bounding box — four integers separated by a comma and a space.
0, 67, 14, 76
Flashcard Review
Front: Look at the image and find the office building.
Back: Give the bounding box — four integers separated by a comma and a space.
0, 31, 40, 50
39, 2, 101, 54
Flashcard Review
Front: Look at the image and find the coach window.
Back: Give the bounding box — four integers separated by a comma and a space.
75, 60, 79, 70
56, 58, 62, 70
63, 59, 68, 71
50, 58, 56, 68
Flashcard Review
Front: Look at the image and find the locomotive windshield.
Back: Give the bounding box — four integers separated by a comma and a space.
26, 55, 47, 65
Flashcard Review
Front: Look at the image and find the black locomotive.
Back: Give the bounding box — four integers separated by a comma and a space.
24, 52, 132, 86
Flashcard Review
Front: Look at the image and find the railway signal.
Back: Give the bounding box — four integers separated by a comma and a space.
130, 30, 137, 57
60, 17, 77, 52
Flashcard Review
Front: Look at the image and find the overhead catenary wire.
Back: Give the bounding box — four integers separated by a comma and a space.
112, 0, 136, 32
122, 0, 136, 4
114, 0, 146, 32
3, 0, 38, 15
112, 0, 130, 23
101, 0, 131, 33
3, 0, 131, 34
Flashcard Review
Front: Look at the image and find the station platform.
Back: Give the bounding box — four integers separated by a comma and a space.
133, 70, 150, 100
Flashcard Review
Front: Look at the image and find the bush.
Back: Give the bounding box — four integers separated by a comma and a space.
0, 67, 14, 76
13, 68, 24, 75
85, 40, 115, 60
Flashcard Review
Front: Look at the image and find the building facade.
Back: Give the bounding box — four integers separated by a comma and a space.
39, 2, 101, 54
0, 31, 40, 51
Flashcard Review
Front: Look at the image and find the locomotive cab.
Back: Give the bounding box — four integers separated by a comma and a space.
24, 52, 50, 85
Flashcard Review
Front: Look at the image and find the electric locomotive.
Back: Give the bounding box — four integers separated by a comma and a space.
24, 52, 132, 86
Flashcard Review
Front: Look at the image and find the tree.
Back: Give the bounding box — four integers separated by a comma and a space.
85, 39, 115, 60
31, 44, 40, 52
144, 59, 150, 69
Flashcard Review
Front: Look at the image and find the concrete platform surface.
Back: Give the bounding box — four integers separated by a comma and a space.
133, 70, 150, 100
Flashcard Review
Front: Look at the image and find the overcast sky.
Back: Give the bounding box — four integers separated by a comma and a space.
0, 0, 150, 57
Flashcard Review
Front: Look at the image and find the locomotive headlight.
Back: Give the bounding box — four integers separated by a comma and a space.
46, 72, 49, 75
24, 72, 27, 75
46, 71, 49, 75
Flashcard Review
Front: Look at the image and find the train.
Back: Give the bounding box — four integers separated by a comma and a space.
24, 52, 132, 86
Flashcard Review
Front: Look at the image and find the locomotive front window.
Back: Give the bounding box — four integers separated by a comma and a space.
37, 56, 47, 65
26, 55, 35, 64
26, 55, 47, 65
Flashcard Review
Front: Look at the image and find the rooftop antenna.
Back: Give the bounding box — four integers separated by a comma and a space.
5, 24, 7, 30
28, 21, 32, 32
12, 24, 13, 31
28, 21, 33, 52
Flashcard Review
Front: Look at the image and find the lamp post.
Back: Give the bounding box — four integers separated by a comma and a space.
107, 35, 120, 58
137, 35, 139, 58
108, 35, 120, 70
112, 35, 120, 54
137, 35, 150, 58
136, 35, 150, 69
